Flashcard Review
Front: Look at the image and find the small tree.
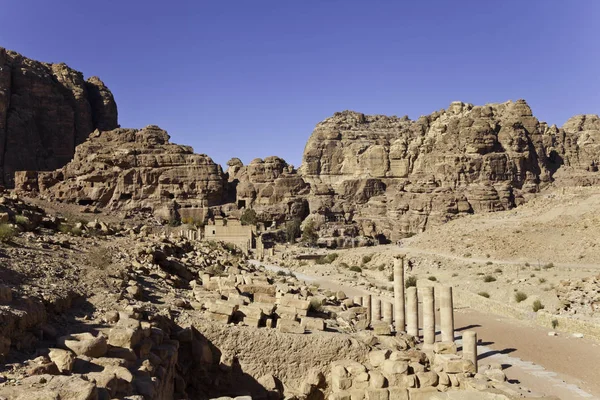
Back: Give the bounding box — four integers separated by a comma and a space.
285, 219, 302, 243
240, 208, 258, 226
301, 220, 318, 246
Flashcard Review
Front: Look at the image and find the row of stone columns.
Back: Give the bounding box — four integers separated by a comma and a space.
355, 255, 476, 371
391, 256, 477, 370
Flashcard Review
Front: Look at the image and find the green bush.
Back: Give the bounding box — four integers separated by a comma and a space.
451, 273, 459, 277
405, 275, 417, 288
309, 298, 323, 312
486, 261, 493, 265
377, 264, 385, 271
300, 220, 318, 245
483, 275, 496, 283
551, 319, 559, 329
539, 278, 547, 284
315, 256, 328, 265
339, 262, 349, 269
326, 253, 339, 263
349, 266, 362, 273
478, 292, 490, 298
15, 215, 29, 226
428, 276, 437, 282
532, 299, 545, 312
181, 216, 204, 227
286, 219, 302, 243
543, 263, 555, 270
240, 208, 258, 225
0, 224, 16, 242
388, 273, 394, 282
494, 268, 503, 274
464, 253, 472, 258
362, 255, 372, 264
515, 291, 528, 303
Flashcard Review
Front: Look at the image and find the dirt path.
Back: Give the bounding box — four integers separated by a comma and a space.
252, 260, 600, 399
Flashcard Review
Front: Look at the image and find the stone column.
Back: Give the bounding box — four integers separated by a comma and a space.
393, 256, 405, 332
439, 286, 455, 342
372, 298, 381, 322
406, 287, 418, 337
383, 302, 393, 324
363, 295, 372, 324
422, 286, 435, 346
462, 331, 478, 373
353, 296, 363, 306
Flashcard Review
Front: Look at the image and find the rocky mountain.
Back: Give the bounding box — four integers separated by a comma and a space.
298, 100, 599, 244
16, 125, 225, 222
0, 47, 118, 187
13, 90, 600, 244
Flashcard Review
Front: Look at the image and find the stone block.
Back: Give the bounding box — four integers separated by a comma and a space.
380, 360, 408, 376
58, 333, 107, 358
387, 387, 408, 400
365, 388, 388, 400
369, 371, 386, 389
48, 348, 75, 373
206, 312, 231, 324
207, 302, 238, 316
434, 342, 457, 354
237, 305, 264, 320
254, 293, 276, 304
108, 327, 142, 349
328, 392, 352, 400
372, 322, 392, 336
239, 284, 276, 296
407, 387, 444, 400
279, 295, 311, 310
349, 389, 366, 400
276, 319, 305, 334
369, 350, 391, 367
301, 316, 325, 331
332, 375, 353, 391
416, 371, 439, 387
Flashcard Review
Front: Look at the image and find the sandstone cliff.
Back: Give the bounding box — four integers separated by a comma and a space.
17, 126, 226, 222
15, 99, 599, 244
0, 47, 118, 186
298, 100, 599, 243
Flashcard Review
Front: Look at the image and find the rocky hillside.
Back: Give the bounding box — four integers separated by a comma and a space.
9, 65, 599, 243
0, 47, 118, 186
16, 125, 226, 222
299, 100, 600, 243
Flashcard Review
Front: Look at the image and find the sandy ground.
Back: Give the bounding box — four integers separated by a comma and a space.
254, 259, 600, 399
406, 186, 600, 266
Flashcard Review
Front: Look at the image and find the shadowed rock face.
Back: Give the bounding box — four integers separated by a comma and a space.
0, 47, 118, 186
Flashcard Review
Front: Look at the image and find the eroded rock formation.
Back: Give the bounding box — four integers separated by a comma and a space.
227, 156, 310, 224
299, 100, 600, 242
14, 99, 600, 244
0, 47, 118, 186
17, 125, 226, 221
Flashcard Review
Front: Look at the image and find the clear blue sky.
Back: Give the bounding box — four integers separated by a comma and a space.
1, 1, 599, 167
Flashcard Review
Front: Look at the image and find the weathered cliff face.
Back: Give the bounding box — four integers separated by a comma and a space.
299, 100, 600, 242
227, 156, 310, 223
0, 47, 118, 186
14, 98, 599, 243
17, 125, 226, 221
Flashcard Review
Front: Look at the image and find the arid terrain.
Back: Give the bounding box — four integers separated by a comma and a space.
1, 47, 599, 400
